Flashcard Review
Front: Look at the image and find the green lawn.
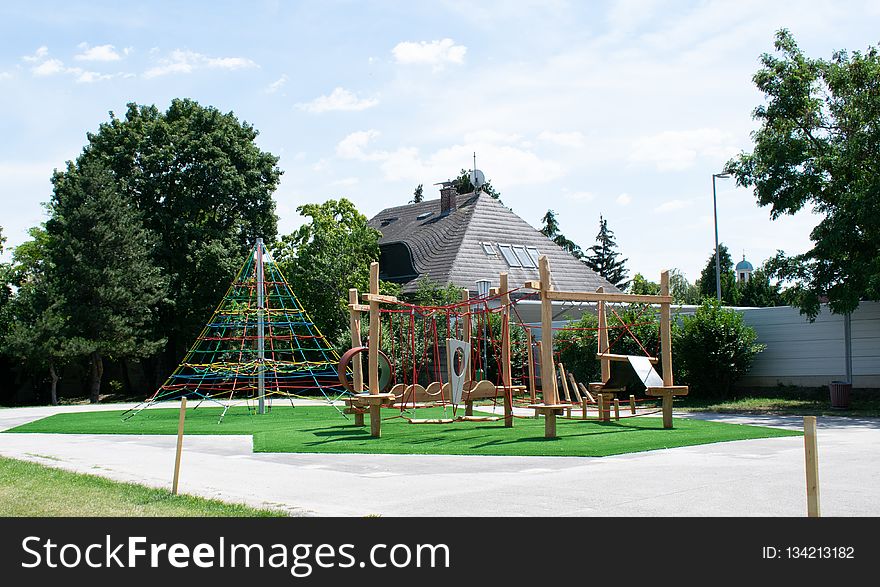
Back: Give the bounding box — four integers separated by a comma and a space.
5, 405, 800, 457
0, 456, 283, 517
679, 394, 880, 418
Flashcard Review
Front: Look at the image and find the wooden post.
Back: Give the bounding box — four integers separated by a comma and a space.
661, 392, 673, 429
614, 398, 620, 421
629, 394, 636, 415
597, 287, 611, 384
546, 410, 557, 437
172, 397, 187, 495
581, 397, 588, 420
539, 256, 557, 406
558, 363, 571, 402
533, 342, 541, 403
660, 270, 673, 387
527, 334, 537, 403
597, 394, 605, 423
500, 273, 513, 428
461, 289, 473, 417
804, 416, 821, 517
348, 288, 365, 426
368, 262, 381, 437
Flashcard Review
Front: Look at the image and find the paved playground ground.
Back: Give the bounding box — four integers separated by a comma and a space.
0, 401, 877, 516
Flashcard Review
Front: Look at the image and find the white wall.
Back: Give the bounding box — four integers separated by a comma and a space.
738, 302, 880, 388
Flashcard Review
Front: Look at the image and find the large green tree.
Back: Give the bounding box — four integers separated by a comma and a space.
45, 160, 167, 402
584, 215, 630, 289
737, 266, 783, 308
273, 198, 397, 344
726, 30, 880, 317
540, 210, 583, 258
75, 99, 282, 378
698, 244, 739, 305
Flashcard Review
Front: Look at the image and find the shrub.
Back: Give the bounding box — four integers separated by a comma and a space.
673, 299, 764, 397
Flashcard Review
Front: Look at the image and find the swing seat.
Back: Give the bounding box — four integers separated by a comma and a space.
459, 415, 501, 422
408, 418, 456, 424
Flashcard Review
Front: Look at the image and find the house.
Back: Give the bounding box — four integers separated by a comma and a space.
368, 184, 618, 307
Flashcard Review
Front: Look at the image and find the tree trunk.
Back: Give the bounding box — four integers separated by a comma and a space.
49, 362, 59, 406
89, 352, 103, 404
121, 359, 133, 396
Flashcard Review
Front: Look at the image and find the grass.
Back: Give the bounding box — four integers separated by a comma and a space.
678, 389, 880, 418
0, 456, 284, 517
5, 405, 800, 458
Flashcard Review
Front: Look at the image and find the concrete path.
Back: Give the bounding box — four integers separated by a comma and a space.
0, 402, 877, 516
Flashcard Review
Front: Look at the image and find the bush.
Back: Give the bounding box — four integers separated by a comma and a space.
673, 299, 764, 397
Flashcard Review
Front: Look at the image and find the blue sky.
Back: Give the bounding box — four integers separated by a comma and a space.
1, 0, 878, 283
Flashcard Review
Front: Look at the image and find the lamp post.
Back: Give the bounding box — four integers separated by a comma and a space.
476, 279, 491, 378
712, 173, 730, 302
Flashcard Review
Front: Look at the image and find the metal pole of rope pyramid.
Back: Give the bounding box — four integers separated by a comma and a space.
256, 238, 266, 415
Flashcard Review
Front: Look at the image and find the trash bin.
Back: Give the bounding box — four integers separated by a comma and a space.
829, 381, 852, 409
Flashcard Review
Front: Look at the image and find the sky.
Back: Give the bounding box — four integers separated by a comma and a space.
1, 0, 878, 283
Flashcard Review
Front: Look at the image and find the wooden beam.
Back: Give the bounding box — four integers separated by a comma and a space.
629, 394, 636, 415
660, 270, 673, 387
172, 397, 187, 495
597, 287, 610, 384
558, 363, 571, 402
348, 289, 364, 395
613, 398, 620, 421
539, 256, 558, 405
500, 273, 513, 428
362, 293, 399, 304
597, 353, 659, 364
526, 337, 536, 403
567, 372, 582, 403
804, 416, 821, 517
524, 280, 541, 290
546, 291, 673, 304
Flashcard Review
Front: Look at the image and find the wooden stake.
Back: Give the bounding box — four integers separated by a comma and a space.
526, 335, 537, 403
539, 256, 557, 405
660, 271, 673, 387
597, 394, 605, 422
568, 372, 582, 403
500, 273, 513, 427
613, 398, 620, 421
533, 342, 541, 403
629, 394, 636, 415
581, 397, 588, 420
804, 416, 821, 517
172, 397, 187, 495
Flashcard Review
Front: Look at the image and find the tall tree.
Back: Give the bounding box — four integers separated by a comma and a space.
2, 228, 67, 404
75, 99, 282, 380
628, 273, 660, 296
697, 243, 738, 305
45, 159, 167, 402
454, 168, 502, 199
273, 198, 398, 343
411, 184, 424, 204
669, 269, 702, 305
726, 30, 880, 317
540, 210, 583, 258
584, 215, 630, 289
737, 266, 783, 308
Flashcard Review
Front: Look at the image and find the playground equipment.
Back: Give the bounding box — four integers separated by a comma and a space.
524, 256, 688, 437
124, 239, 345, 421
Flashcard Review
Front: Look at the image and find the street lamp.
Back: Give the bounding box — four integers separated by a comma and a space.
712, 173, 731, 302
475, 279, 491, 379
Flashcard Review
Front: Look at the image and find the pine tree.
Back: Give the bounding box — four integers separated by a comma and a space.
411, 183, 424, 203
540, 210, 583, 259
584, 215, 629, 288
697, 243, 738, 305
45, 159, 167, 403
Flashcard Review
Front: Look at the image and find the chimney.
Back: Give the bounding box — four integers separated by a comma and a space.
440, 182, 458, 214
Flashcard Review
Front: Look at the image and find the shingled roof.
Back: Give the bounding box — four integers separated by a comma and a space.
368, 191, 619, 294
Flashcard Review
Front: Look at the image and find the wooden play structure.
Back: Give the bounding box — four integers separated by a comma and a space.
526, 256, 688, 437
340, 255, 688, 439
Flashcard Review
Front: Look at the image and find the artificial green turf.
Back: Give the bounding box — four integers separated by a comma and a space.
0, 456, 282, 517
4, 406, 800, 457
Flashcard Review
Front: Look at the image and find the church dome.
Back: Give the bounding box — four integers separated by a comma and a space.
736, 258, 753, 272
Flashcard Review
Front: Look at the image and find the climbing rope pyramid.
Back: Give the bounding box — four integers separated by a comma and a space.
130, 239, 344, 417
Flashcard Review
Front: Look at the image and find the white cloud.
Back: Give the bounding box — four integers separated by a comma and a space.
298, 87, 379, 113
331, 177, 360, 187
336, 130, 382, 159
75, 43, 122, 62
22, 46, 49, 62
144, 49, 258, 78
392, 38, 466, 69
75, 70, 116, 83
463, 130, 522, 144
630, 128, 739, 171
654, 199, 689, 213
32, 58, 65, 76
0, 72, 11, 81
616, 193, 632, 206
265, 74, 288, 94
538, 130, 585, 148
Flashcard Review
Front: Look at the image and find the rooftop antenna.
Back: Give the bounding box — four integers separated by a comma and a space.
470, 152, 485, 194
